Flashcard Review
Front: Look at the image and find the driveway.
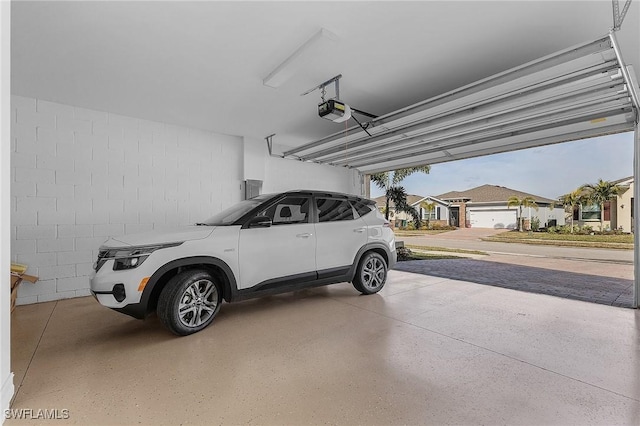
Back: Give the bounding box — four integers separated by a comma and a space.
397, 227, 635, 308
395, 259, 634, 308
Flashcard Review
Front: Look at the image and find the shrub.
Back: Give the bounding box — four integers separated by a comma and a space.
581, 225, 593, 234
396, 247, 413, 261
531, 217, 540, 232
430, 223, 457, 230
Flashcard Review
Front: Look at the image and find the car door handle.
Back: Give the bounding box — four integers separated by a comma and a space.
296, 233, 312, 238
353, 228, 366, 233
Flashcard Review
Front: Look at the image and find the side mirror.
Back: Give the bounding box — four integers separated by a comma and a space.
248, 215, 272, 228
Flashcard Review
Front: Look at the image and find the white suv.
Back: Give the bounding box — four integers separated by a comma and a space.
90, 190, 396, 335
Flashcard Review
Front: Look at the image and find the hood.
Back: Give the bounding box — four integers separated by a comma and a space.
101, 226, 216, 248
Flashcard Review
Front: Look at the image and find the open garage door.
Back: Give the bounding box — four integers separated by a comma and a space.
284, 33, 637, 173
284, 31, 640, 308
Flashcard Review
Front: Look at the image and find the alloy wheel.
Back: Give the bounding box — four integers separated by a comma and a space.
361, 256, 386, 290
178, 279, 219, 328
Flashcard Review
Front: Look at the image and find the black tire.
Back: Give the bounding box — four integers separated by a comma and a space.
157, 269, 222, 336
352, 252, 387, 295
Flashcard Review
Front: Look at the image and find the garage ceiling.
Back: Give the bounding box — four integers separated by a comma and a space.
11, 1, 640, 160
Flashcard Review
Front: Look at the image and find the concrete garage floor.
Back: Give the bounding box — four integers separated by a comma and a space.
8, 272, 640, 425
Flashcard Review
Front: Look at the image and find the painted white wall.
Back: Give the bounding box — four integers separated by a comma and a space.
1, 0, 15, 419
263, 155, 359, 195
10, 97, 357, 306
533, 207, 566, 228
615, 181, 633, 232
414, 202, 450, 223
242, 137, 266, 182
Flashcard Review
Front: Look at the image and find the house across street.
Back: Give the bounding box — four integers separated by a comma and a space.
376, 177, 635, 232
375, 184, 565, 229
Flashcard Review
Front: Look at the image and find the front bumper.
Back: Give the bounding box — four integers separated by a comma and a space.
90, 289, 148, 319
90, 257, 155, 309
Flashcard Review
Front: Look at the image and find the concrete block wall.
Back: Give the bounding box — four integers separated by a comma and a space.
10, 96, 244, 305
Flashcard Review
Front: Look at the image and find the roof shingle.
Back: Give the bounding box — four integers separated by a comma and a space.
436, 184, 556, 204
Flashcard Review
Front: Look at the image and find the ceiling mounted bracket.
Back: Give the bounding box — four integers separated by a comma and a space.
612, 0, 633, 30
303, 75, 378, 131
265, 134, 281, 157
301, 74, 342, 101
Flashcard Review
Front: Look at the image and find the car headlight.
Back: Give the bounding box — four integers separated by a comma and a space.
113, 249, 150, 271
95, 242, 183, 272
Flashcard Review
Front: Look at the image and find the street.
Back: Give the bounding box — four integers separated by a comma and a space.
399, 228, 634, 282
401, 229, 634, 264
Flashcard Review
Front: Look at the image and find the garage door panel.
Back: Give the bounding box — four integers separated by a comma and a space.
469, 209, 517, 229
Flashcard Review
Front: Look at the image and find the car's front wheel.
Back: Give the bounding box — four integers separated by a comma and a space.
157, 269, 222, 336
352, 251, 387, 295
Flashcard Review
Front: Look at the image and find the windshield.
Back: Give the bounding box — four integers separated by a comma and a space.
200, 194, 274, 226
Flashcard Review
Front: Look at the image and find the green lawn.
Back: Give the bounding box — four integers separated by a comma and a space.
483, 230, 633, 249
401, 252, 461, 260
397, 245, 485, 261
405, 245, 487, 255
393, 229, 452, 236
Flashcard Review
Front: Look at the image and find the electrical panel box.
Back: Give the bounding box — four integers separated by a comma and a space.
244, 179, 262, 200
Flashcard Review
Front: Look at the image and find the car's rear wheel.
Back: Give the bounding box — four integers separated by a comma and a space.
352, 252, 387, 295
157, 269, 222, 336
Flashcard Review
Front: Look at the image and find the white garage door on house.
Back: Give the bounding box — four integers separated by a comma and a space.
469, 209, 517, 229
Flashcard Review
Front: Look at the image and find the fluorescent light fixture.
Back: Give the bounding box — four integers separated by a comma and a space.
263, 28, 339, 88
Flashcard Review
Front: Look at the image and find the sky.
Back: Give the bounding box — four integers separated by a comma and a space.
369, 132, 635, 200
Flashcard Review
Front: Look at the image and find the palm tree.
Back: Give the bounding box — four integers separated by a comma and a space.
370, 166, 431, 221
558, 189, 582, 233
420, 200, 436, 228
507, 195, 538, 232
387, 186, 421, 228
579, 179, 621, 232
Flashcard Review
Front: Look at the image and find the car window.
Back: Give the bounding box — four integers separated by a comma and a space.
201, 194, 274, 225
257, 196, 310, 225
317, 198, 355, 222
351, 200, 374, 218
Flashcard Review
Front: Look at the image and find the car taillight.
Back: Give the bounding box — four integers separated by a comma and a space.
383, 221, 391, 228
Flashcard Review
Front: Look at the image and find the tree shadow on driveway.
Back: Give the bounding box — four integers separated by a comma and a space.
394, 259, 633, 308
